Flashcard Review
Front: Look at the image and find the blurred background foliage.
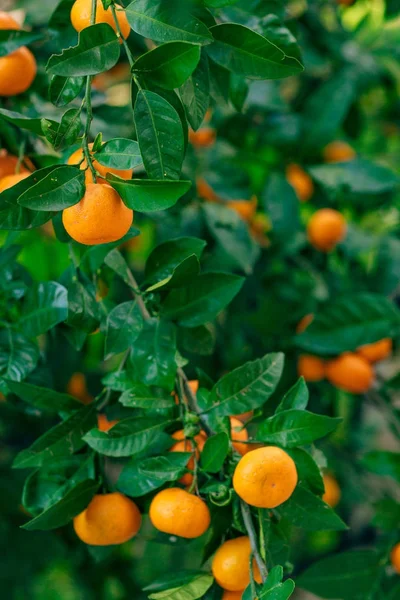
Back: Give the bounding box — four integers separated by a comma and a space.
1, 0, 400, 598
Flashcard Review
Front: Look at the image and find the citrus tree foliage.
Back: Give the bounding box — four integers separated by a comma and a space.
0, 1, 400, 599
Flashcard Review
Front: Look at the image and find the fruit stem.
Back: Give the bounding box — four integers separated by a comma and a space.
110, 3, 134, 68
81, 0, 98, 183
240, 500, 268, 583
177, 367, 215, 437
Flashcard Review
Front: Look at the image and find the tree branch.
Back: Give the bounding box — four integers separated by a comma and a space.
240, 500, 268, 583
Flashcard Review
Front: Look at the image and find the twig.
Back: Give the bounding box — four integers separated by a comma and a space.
110, 3, 134, 68
240, 500, 268, 583
81, 0, 98, 183
177, 366, 215, 437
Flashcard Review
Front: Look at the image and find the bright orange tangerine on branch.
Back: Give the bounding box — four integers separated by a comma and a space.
226, 196, 258, 222
357, 338, 392, 364
62, 183, 133, 245
325, 353, 374, 394
298, 355, 325, 382
233, 446, 298, 508
307, 208, 347, 252
322, 473, 341, 508
67, 142, 133, 184
286, 163, 314, 202
70, 0, 131, 38
97, 414, 118, 432
0, 150, 33, 179
222, 591, 244, 600
189, 127, 216, 148
169, 431, 207, 486
149, 487, 210, 539
323, 140, 356, 163
73, 492, 141, 545
0, 12, 36, 97
212, 536, 262, 592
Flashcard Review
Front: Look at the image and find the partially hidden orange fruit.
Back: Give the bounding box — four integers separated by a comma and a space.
323, 140, 356, 163
71, 0, 131, 39
67, 372, 93, 404
357, 338, 392, 364
226, 196, 258, 222
298, 355, 325, 382
325, 353, 374, 394
0, 12, 36, 97
169, 430, 207, 486
189, 127, 216, 148
0, 172, 30, 193
149, 488, 210, 538
67, 142, 133, 184
391, 542, 400, 574
62, 183, 133, 245
97, 414, 118, 432
230, 417, 250, 456
296, 313, 314, 334
73, 492, 141, 545
322, 473, 341, 508
212, 536, 262, 592
286, 163, 314, 202
233, 446, 298, 508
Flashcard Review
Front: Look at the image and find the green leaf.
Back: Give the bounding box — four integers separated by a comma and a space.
22, 479, 99, 531
200, 432, 229, 473
105, 301, 143, 359
162, 272, 244, 327
203, 203, 260, 275
309, 158, 400, 196
119, 384, 175, 409
17, 166, 85, 211
94, 138, 142, 170
276, 378, 309, 413
179, 324, 215, 357
83, 417, 171, 457
102, 370, 136, 392
148, 574, 213, 600
207, 24, 303, 79
49, 75, 85, 107
362, 451, 400, 483
277, 485, 347, 531
46, 23, 120, 76
20, 282, 68, 337
206, 352, 284, 417
256, 410, 341, 448
13, 405, 97, 469
139, 453, 191, 479
258, 566, 295, 600
42, 108, 82, 151
0, 108, 57, 136
104, 248, 136, 289
125, 0, 213, 45
66, 279, 99, 333
180, 49, 210, 130
128, 320, 177, 391
295, 293, 400, 355
0, 331, 39, 383
297, 550, 380, 600
133, 42, 201, 90
134, 90, 184, 180
107, 176, 191, 211
0, 29, 44, 56
145, 237, 206, 288
287, 448, 325, 496
6, 380, 80, 413
263, 173, 300, 237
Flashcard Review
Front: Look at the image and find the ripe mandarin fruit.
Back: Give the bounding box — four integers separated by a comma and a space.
0, 12, 36, 96
149, 488, 210, 539
250, 212, 271, 247
230, 417, 250, 456
391, 543, 400, 574
296, 313, 314, 333
235, 411, 253, 423
0, 172, 30, 192
169, 431, 207, 486
212, 536, 262, 592
286, 163, 314, 202
71, 0, 130, 38
226, 196, 258, 222
62, 183, 133, 245
357, 338, 392, 364
97, 414, 118, 432
298, 355, 325, 382
307, 208, 347, 252
325, 353, 374, 394
189, 127, 216, 148
67, 142, 133, 184
67, 372, 93, 404
0, 150, 33, 179
73, 492, 141, 546
323, 140, 356, 163
322, 473, 341, 508
233, 446, 298, 508
222, 592, 244, 600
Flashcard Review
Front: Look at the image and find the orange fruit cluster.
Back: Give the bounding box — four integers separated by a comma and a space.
0, 12, 36, 97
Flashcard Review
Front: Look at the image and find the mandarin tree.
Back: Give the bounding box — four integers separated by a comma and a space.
0, 1, 400, 600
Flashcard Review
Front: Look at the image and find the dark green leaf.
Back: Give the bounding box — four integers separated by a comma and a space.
134, 90, 184, 180
49, 75, 85, 107
17, 166, 85, 211
145, 237, 206, 288
46, 23, 120, 76
180, 49, 210, 130
0, 331, 39, 383
148, 574, 213, 600
119, 384, 175, 409
263, 173, 300, 236
277, 485, 347, 531
20, 282, 68, 337
139, 453, 191, 479
257, 410, 341, 448
105, 301, 143, 359
42, 108, 82, 151
200, 432, 229, 473
258, 565, 295, 600
362, 451, 400, 483
0, 29, 44, 56
276, 378, 309, 413
107, 176, 191, 211
94, 138, 142, 170
162, 272, 244, 327
206, 352, 284, 417
0, 108, 57, 136
6, 380, 80, 413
